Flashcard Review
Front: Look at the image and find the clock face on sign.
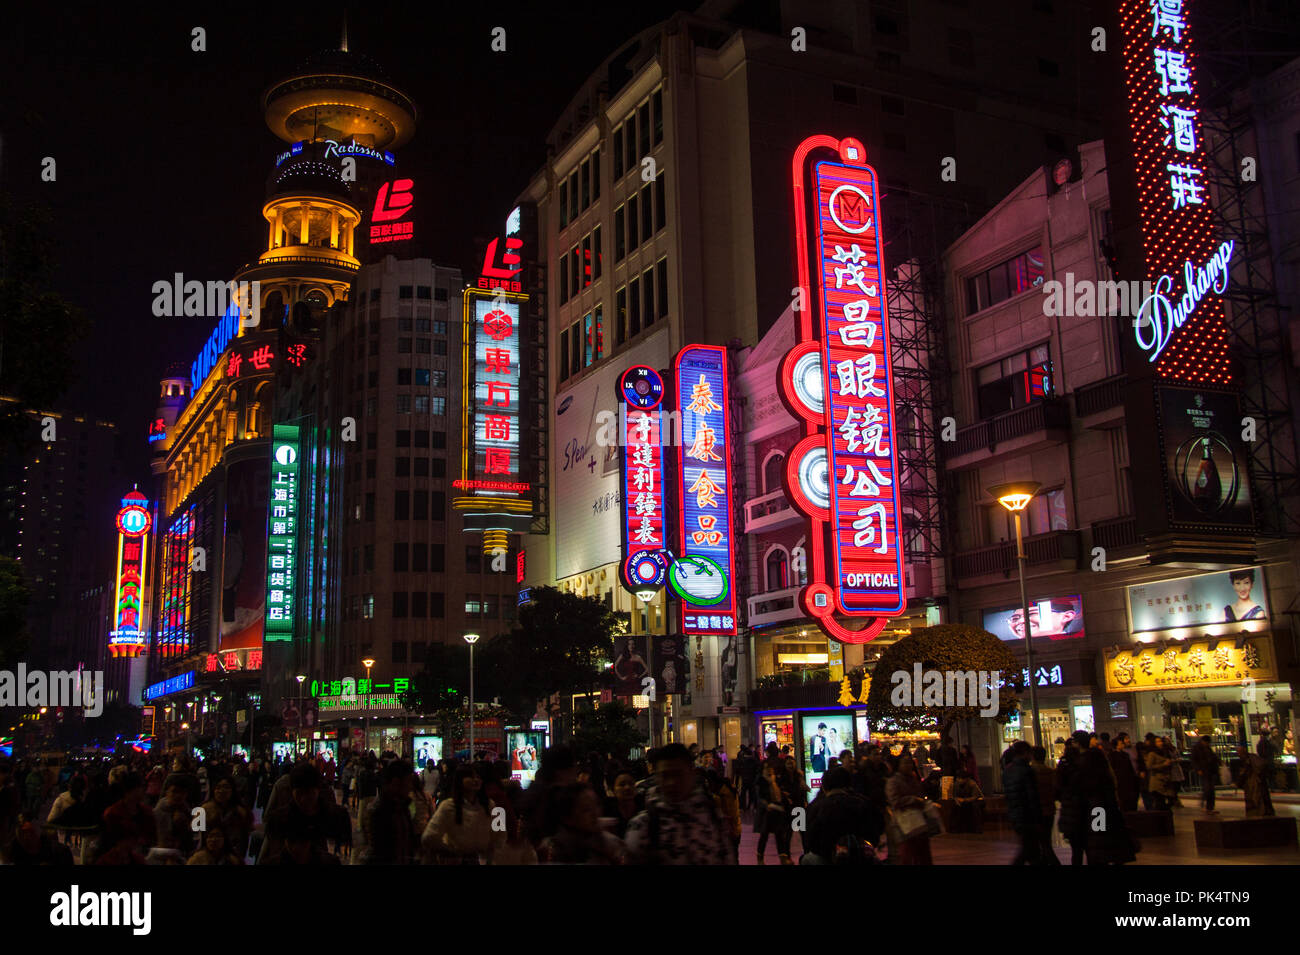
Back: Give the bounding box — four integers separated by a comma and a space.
668, 556, 728, 606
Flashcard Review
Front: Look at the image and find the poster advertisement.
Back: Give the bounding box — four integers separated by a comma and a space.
314, 739, 338, 764
506, 731, 545, 787
801, 714, 854, 791
271, 741, 296, 761
1128, 566, 1269, 634
412, 735, 443, 770
453, 719, 502, 761
1157, 387, 1254, 530
720, 636, 739, 706
651, 635, 689, 697
761, 717, 794, 754
983, 595, 1085, 641
612, 636, 651, 696
221, 458, 269, 650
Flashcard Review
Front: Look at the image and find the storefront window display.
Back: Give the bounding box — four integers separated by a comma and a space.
759, 716, 794, 753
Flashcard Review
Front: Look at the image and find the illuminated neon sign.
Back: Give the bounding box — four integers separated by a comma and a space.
620, 366, 669, 594
780, 135, 905, 644
474, 299, 523, 484
265, 424, 301, 640
190, 301, 241, 390
145, 671, 195, 701
369, 178, 415, 244
110, 489, 152, 658
1120, 0, 1232, 383
674, 345, 737, 635
322, 139, 396, 165
148, 418, 167, 444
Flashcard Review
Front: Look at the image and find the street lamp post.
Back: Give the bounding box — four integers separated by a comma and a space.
464, 634, 480, 761
362, 658, 375, 756
635, 589, 658, 749
989, 481, 1043, 748
295, 675, 305, 755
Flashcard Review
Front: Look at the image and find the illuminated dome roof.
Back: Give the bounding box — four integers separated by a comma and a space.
263, 49, 417, 150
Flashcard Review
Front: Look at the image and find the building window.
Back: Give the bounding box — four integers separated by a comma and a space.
629, 276, 641, 339
466, 545, 482, 572
627, 196, 639, 253
411, 592, 428, 618
976, 344, 1054, 419
569, 170, 579, 221
414, 457, 429, 477
640, 184, 653, 241
398, 368, 412, 386
364, 545, 374, 572
431, 458, 446, 477
415, 368, 431, 386
432, 432, 446, 450
414, 396, 429, 413
430, 593, 444, 617
413, 490, 428, 520
435, 287, 448, 302
638, 101, 650, 157
559, 180, 568, 228
560, 255, 569, 303
570, 244, 580, 296
625, 119, 636, 173
392, 640, 407, 662
965, 246, 1045, 315
581, 157, 591, 209
392, 593, 408, 619
412, 543, 427, 572
416, 338, 431, 354
431, 397, 446, 416
762, 452, 785, 493
614, 206, 626, 261
364, 493, 375, 521
654, 173, 666, 233
560, 327, 570, 380
363, 594, 374, 619
396, 395, 412, 414
766, 548, 789, 592
466, 595, 482, 615
368, 370, 378, 387
432, 320, 447, 335
656, 258, 668, 318
593, 226, 602, 280
395, 490, 409, 520
396, 457, 410, 477
615, 288, 627, 347
569, 322, 580, 376
398, 338, 412, 353
416, 317, 431, 332
365, 397, 376, 417
400, 285, 414, 299
582, 234, 592, 288
434, 341, 447, 356
393, 542, 408, 572
613, 124, 624, 178
399, 317, 413, 332
417, 285, 432, 300
591, 148, 601, 200
432, 491, 445, 515
652, 88, 663, 144
396, 429, 411, 447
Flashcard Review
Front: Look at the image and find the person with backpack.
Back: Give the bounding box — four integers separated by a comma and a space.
800, 767, 883, 864
624, 744, 736, 865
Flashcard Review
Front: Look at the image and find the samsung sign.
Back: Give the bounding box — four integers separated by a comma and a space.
191, 303, 241, 389
145, 670, 196, 701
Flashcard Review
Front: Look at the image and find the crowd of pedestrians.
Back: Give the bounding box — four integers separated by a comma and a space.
0, 726, 1283, 865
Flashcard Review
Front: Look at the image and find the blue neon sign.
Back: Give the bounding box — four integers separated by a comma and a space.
190, 302, 240, 389
145, 670, 196, 701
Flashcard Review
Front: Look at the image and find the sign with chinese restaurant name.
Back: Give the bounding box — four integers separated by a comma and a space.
619, 366, 668, 594
109, 489, 152, 658
1105, 637, 1276, 693
264, 424, 301, 640
779, 135, 905, 644
674, 345, 737, 635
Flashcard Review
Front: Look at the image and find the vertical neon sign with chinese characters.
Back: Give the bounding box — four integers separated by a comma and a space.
779, 135, 905, 644
369, 178, 415, 244
1120, 0, 1231, 382
674, 346, 737, 635
620, 366, 669, 594
110, 489, 152, 658
265, 424, 300, 640
475, 299, 522, 485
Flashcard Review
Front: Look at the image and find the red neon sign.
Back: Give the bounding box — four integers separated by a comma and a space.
370, 178, 415, 244
779, 135, 905, 644
1120, 0, 1231, 383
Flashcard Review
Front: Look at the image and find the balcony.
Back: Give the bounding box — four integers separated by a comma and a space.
1091, 515, 1141, 553
749, 675, 841, 713
1074, 374, 1127, 428
747, 586, 803, 629
944, 398, 1071, 471
950, 529, 1081, 581
744, 488, 801, 534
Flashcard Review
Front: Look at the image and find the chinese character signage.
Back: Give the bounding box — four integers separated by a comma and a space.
619, 365, 669, 594
1105, 636, 1276, 692
144, 670, 195, 701
110, 489, 152, 658
264, 424, 300, 640
369, 178, 415, 244
779, 135, 905, 644
475, 297, 522, 483
1127, 566, 1269, 634
673, 345, 737, 635
1120, 0, 1232, 382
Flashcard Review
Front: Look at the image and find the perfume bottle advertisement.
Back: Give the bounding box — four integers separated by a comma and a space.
1158, 387, 1254, 529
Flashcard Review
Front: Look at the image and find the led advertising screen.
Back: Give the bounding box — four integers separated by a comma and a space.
412, 735, 443, 770
801, 714, 855, 791
271, 742, 297, 761
1127, 566, 1269, 634
983, 595, 1086, 641
761, 717, 794, 753
473, 297, 523, 486
1157, 387, 1253, 531
506, 731, 546, 788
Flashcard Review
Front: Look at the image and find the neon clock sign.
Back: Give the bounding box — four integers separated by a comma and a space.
779, 135, 905, 644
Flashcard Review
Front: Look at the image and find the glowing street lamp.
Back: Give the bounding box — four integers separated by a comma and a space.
989, 481, 1042, 747
296, 675, 306, 754
464, 635, 480, 760
362, 657, 375, 756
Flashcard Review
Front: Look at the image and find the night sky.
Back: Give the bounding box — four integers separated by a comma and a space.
1, 2, 689, 479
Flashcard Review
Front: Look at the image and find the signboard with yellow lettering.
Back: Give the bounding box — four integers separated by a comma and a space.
1104, 637, 1276, 693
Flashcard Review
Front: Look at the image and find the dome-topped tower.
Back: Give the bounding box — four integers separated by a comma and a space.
262, 48, 417, 150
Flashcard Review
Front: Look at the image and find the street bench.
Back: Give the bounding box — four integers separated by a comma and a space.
1124, 810, 1174, 837
1193, 815, 1297, 850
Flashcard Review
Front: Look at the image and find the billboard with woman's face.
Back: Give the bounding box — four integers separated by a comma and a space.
1128, 567, 1269, 634
506, 731, 546, 787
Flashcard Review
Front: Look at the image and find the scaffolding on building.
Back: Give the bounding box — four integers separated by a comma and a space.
1199, 3, 1300, 537
881, 185, 976, 613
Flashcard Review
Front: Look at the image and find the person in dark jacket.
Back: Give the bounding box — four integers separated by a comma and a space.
1061, 731, 1136, 865
801, 767, 884, 863
362, 760, 414, 864
1189, 737, 1221, 812
1002, 741, 1041, 865
258, 763, 333, 864
1108, 736, 1140, 812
